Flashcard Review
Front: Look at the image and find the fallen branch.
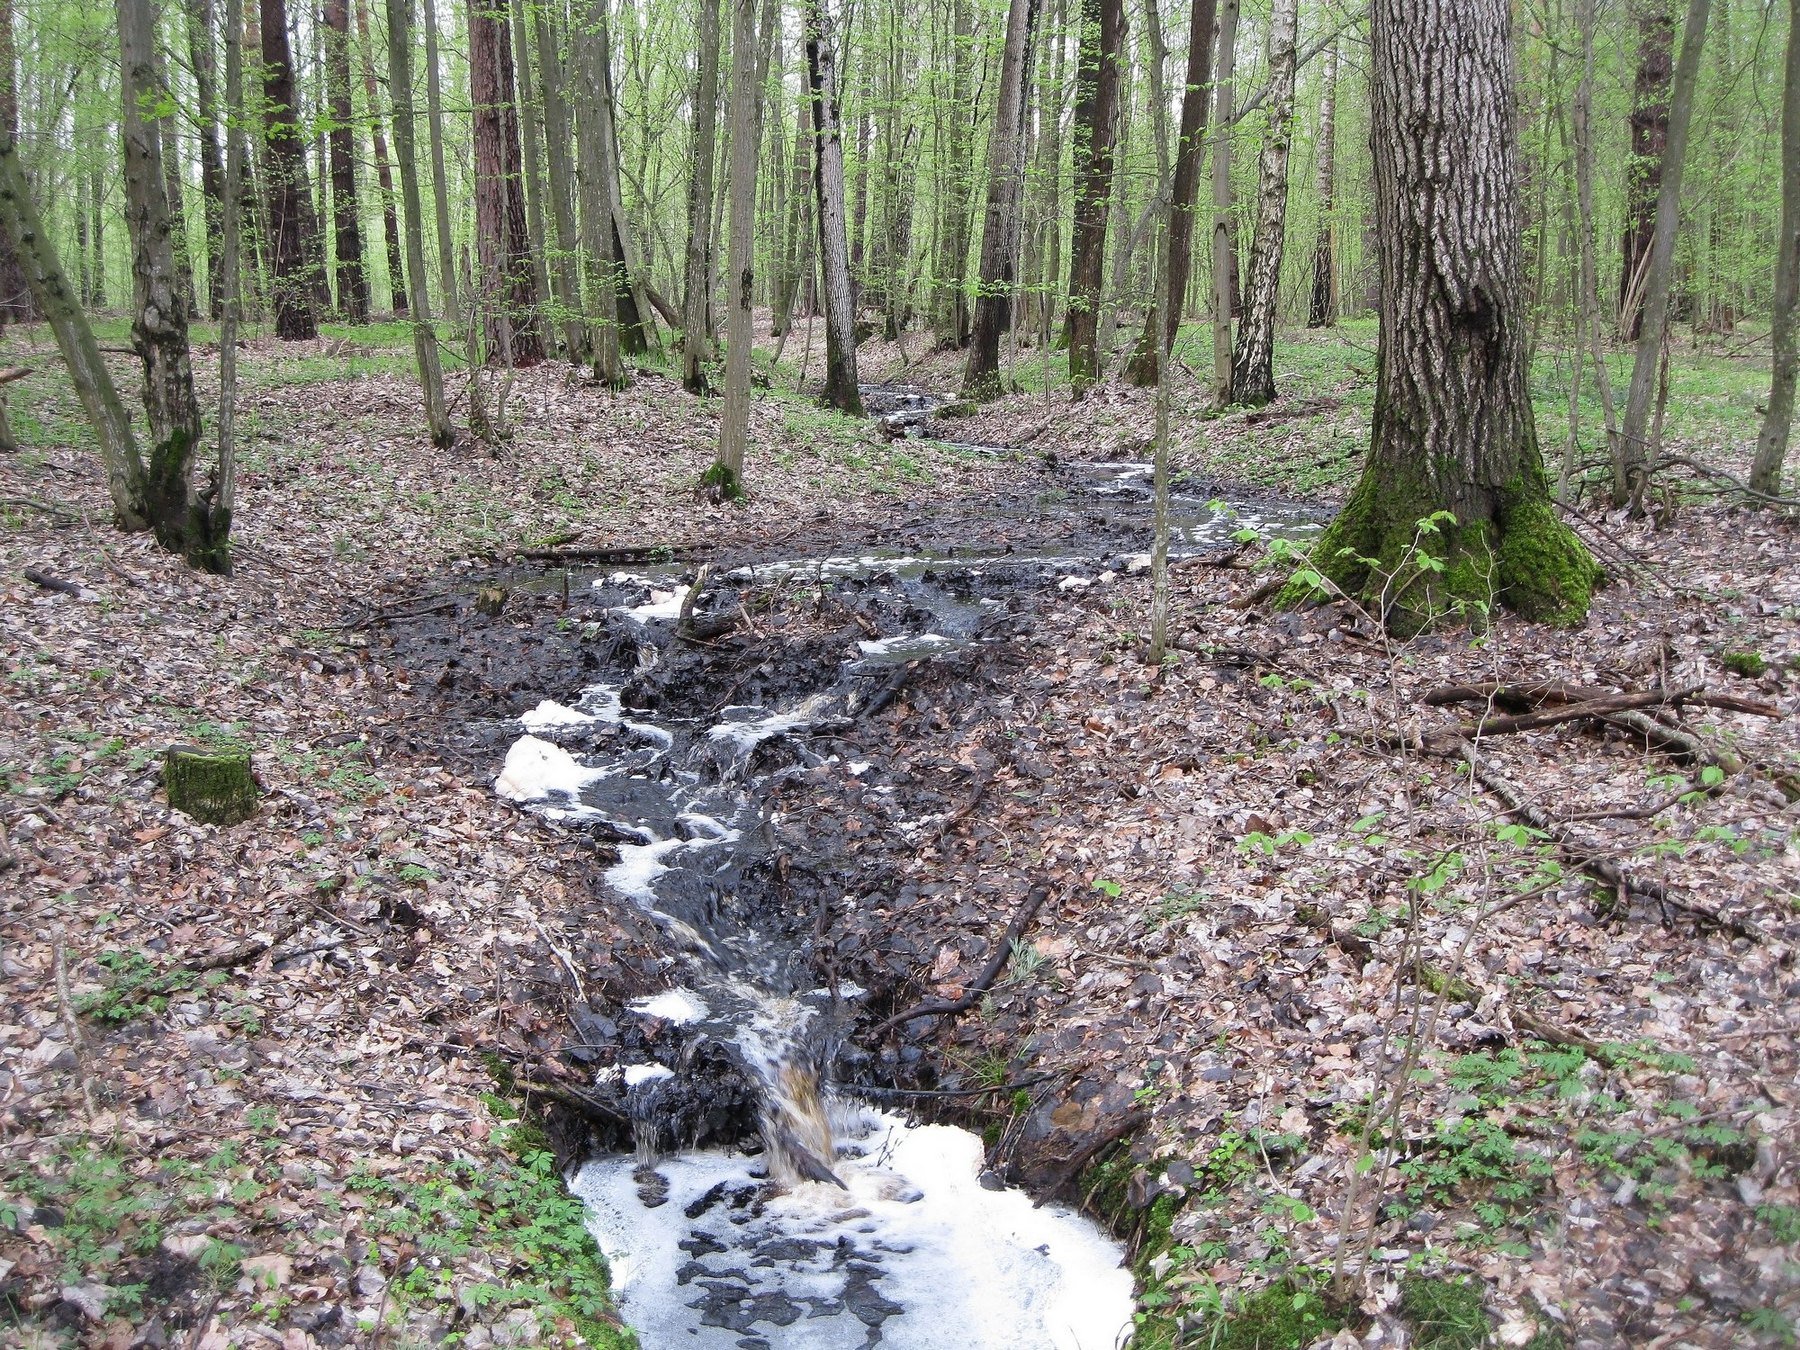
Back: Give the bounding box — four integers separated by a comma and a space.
516, 1074, 629, 1126
1440, 686, 1703, 743
866, 882, 1054, 1040
1425, 680, 1779, 720
23, 568, 85, 597
186, 910, 313, 973
517, 541, 702, 565
1413, 961, 1603, 1053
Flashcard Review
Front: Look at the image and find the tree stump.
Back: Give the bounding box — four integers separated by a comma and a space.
164, 745, 258, 825
474, 584, 508, 616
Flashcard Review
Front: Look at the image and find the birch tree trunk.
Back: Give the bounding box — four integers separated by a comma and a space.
1306, 37, 1337, 329
260, 0, 320, 338
352, 0, 407, 313
1306, 0, 1597, 629
804, 0, 863, 414
183, 0, 227, 319
712, 0, 765, 498
218, 0, 246, 536
384, 0, 453, 444
1227, 0, 1296, 407
1750, 0, 1799, 496
1063, 0, 1125, 395
961, 0, 1039, 400
324, 0, 369, 321
470, 0, 545, 365
1617, 0, 1709, 504
682, 0, 722, 392
422, 0, 461, 320
1207, 0, 1237, 403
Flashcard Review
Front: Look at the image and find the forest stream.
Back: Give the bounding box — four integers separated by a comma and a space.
479, 389, 1325, 1348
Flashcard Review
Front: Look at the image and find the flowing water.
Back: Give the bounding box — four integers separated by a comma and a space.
491, 396, 1325, 1348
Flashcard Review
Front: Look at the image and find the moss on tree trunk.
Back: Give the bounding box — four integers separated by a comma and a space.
165, 744, 258, 825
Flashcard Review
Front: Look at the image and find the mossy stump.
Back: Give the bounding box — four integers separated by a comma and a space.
474, 584, 508, 617
164, 744, 258, 825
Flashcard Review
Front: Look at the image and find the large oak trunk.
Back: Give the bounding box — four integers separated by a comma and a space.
1306, 0, 1597, 629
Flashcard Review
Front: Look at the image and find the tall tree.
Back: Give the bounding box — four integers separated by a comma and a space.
353, 0, 408, 313
260, 0, 320, 338
324, 0, 370, 321
1228, 0, 1298, 407
961, 0, 1039, 399
572, 0, 624, 385
1619, 0, 1675, 337
533, 0, 587, 358
1569, 0, 1619, 499
184, 0, 228, 318
469, 0, 545, 364
712, 0, 768, 497
0, 0, 27, 323
1062, 0, 1125, 394
1304, 0, 1597, 628
1617, 0, 1710, 504
803, 0, 862, 414
1207, 0, 1238, 402
510, 0, 551, 311
385, 0, 454, 443
930, 0, 976, 348
422, 0, 460, 320
681, 0, 723, 393
1306, 36, 1338, 329
1751, 0, 1800, 496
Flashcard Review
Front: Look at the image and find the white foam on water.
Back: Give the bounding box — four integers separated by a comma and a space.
493, 735, 607, 801
518, 698, 596, 730
627, 989, 710, 1024
706, 691, 835, 753
578, 683, 676, 748
622, 1063, 676, 1088
604, 837, 689, 903
620, 584, 691, 624
572, 1110, 1133, 1350
855, 633, 959, 660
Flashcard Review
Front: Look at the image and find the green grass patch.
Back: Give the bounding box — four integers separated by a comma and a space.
1400, 1273, 1492, 1350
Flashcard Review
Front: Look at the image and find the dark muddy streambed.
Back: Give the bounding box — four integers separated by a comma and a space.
482, 395, 1324, 1349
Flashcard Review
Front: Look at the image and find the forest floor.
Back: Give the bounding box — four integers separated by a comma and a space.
0, 312, 1796, 1350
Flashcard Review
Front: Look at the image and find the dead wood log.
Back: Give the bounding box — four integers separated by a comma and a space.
1437, 687, 1702, 743
866, 882, 1055, 1040
1425, 680, 1779, 720
23, 568, 85, 597
517, 542, 702, 564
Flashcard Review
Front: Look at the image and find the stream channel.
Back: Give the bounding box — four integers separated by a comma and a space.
489, 388, 1324, 1349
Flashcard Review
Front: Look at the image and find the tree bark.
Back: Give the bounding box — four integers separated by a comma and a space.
682, 0, 723, 392
324, 0, 369, 321
1207, 0, 1237, 402
353, 0, 408, 313
509, 0, 551, 312
773, 85, 813, 339
260, 0, 319, 338
218, 0, 245, 540
1227, 0, 1297, 407
1306, 0, 1597, 630
183, 0, 228, 319
1750, 0, 1800, 496
1617, 0, 1709, 504
533, 0, 587, 359
1306, 37, 1337, 329
572, 0, 623, 386
422, 0, 461, 321
930, 0, 975, 348
0, 0, 29, 324
713, 0, 765, 497
469, 0, 545, 365
1570, 0, 1619, 499
157, 67, 198, 319
1063, 0, 1125, 395
1619, 0, 1675, 339
1127, 0, 1214, 386
803, 0, 863, 414
961, 0, 1039, 400
385, 0, 453, 443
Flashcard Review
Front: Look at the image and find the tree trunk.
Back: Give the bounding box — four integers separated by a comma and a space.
324, 0, 369, 321
510, 0, 551, 312
961, 0, 1039, 400
712, 0, 765, 498
1571, 0, 1619, 498
1619, 0, 1675, 339
422, 0, 461, 320
1306, 38, 1337, 329
0, 131, 145, 523
385, 0, 454, 443
1207, 0, 1237, 402
1227, 0, 1297, 407
592, 12, 654, 355
0, 0, 29, 324
1617, 0, 1709, 504
157, 71, 198, 318
803, 0, 863, 414
218, 0, 246, 541
1063, 0, 1125, 395
1306, 0, 1597, 630
353, 0, 408, 314
572, 0, 623, 386
184, 0, 228, 319
120, 0, 230, 567
534, 0, 587, 359
930, 0, 975, 348
773, 86, 813, 339
469, 0, 545, 365
682, 0, 722, 392
1750, 0, 1799, 496
1126, 0, 1214, 386
260, 0, 319, 338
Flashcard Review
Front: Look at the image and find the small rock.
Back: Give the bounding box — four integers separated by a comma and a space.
59, 1283, 111, 1321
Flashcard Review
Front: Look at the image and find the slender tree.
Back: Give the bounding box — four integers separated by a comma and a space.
681, 0, 723, 392
0, 0, 27, 324
1306, 37, 1338, 329
573, 0, 624, 386
1617, 0, 1710, 504
1569, 0, 1619, 499
469, 0, 545, 364
1750, 0, 1799, 497
184, 0, 228, 318
533, 0, 587, 359
712, 0, 768, 497
422, 0, 460, 320
961, 0, 1040, 399
324, 0, 369, 321
1304, 0, 1597, 628
260, 0, 319, 338
930, 0, 976, 348
1619, 0, 1675, 337
510, 0, 551, 311
385, 0, 453, 443
1228, 0, 1297, 407
1063, 0, 1125, 395
803, 0, 862, 413
353, 0, 408, 313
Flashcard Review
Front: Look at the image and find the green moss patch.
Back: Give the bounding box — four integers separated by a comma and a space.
1400, 1273, 1492, 1350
